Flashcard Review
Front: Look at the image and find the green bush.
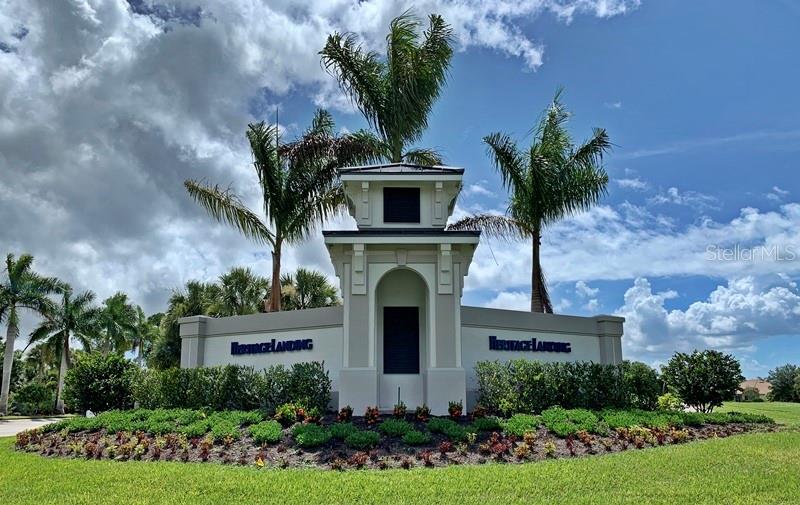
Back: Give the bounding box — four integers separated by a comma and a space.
378, 419, 413, 437
501, 414, 540, 437
475, 360, 655, 414
11, 380, 56, 415
329, 422, 358, 440
470, 416, 502, 432
402, 430, 431, 446
657, 393, 683, 412
661, 350, 743, 413
179, 420, 210, 438
541, 407, 600, 437
345, 430, 381, 450
292, 424, 331, 448
132, 362, 331, 414
427, 417, 468, 441
63, 353, 138, 413
274, 403, 300, 427
210, 420, 241, 441
249, 421, 283, 444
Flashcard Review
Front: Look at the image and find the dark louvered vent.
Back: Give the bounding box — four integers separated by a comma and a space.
383, 187, 420, 223
383, 306, 420, 374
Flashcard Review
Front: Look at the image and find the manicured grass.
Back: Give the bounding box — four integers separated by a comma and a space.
2, 432, 799, 504
719, 401, 800, 426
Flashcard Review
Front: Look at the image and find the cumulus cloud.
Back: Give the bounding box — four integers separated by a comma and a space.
460, 202, 800, 294
615, 177, 648, 191
0, 0, 635, 341
618, 276, 800, 363
648, 187, 720, 210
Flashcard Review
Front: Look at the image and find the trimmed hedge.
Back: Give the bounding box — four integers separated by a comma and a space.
475, 360, 660, 415
132, 362, 331, 414
63, 353, 138, 413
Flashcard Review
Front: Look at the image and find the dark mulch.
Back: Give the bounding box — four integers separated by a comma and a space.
15, 414, 777, 471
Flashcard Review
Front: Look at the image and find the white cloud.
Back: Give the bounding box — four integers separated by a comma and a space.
767, 185, 790, 202
648, 187, 720, 210
575, 280, 599, 298
615, 177, 648, 191
462, 181, 497, 198
461, 201, 800, 293
604, 101, 622, 109
486, 290, 531, 311
618, 276, 800, 363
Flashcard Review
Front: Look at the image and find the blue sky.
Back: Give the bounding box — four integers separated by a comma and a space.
2, 0, 799, 376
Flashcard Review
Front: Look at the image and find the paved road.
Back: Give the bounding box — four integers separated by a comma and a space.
0, 418, 59, 437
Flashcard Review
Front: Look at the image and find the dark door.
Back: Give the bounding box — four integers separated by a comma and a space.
383, 307, 420, 374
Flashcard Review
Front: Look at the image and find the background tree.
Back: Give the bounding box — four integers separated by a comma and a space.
27, 289, 98, 413
0, 254, 63, 415
281, 268, 340, 310
321, 11, 453, 165
448, 91, 610, 312
95, 292, 137, 354
148, 281, 218, 370
210, 266, 269, 316
767, 364, 799, 402
131, 306, 159, 365
661, 350, 744, 413
186, 110, 365, 312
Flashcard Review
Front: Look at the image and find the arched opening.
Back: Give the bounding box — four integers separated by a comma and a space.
375, 267, 428, 409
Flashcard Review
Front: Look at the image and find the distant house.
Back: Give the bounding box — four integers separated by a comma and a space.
736, 379, 772, 400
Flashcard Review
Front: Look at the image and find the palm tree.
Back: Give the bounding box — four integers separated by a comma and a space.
95, 292, 137, 354
148, 281, 218, 369
0, 254, 63, 415
211, 266, 269, 316
130, 306, 159, 365
28, 289, 98, 413
281, 268, 340, 310
320, 10, 453, 165
186, 109, 367, 312
449, 91, 611, 313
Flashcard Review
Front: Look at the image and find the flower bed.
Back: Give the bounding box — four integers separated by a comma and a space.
15, 407, 776, 470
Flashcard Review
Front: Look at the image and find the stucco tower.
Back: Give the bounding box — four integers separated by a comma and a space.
324, 163, 480, 415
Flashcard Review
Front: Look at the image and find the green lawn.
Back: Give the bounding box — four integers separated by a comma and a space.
1, 432, 799, 504
719, 401, 800, 426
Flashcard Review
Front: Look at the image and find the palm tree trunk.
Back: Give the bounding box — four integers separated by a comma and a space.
530, 229, 553, 313
269, 241, 283, 312
0, 320, 19, 415
55, 331, 69, 414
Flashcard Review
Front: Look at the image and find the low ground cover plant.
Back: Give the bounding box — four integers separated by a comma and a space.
291, 424, 331, 448
378, 419, 413, 437
402, 429, 431, 445
501, 414, 540, 437
345, 430, 380, 450
427, 418, 468, 441
249, 421, 283, 444
470, 416, 501, 432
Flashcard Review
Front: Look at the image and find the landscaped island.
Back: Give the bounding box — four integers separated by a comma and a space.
15, 406, 775, 470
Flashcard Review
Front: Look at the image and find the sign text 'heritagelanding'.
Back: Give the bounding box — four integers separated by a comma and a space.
489, 335, 571, 353
231, 338, 313, 356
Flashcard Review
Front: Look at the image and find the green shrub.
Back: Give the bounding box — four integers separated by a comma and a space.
402, 430, 431, 446
10, 381, 56, 416
475, 360, 649, 415
541, 407, 600, 437
661, 350, 743, 413
274, 403, 300, 427
427, 418, 468, 441
286, 362, 331, 413
292, 424, 331, 448
344, 430, 381, 450
179, 420, 210, 438
378, 419, 413, 437
63, 353, 138, 413
470, 416, 502, 432
249, 421, 283, 444
210, 420, 241, 442
329, 422, 358, 440
501, 414, 540, 437
679, 412, 705, 427
657, 393, 683, 412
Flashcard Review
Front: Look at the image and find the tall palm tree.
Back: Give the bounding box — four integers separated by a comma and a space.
211, 266, 269, 316
281, 268, 340, 310
0, 254, 63, 415
95, 292, 137, 354
449, 91, 611, 313
28, 289, 98, 413
320, 10, 453, 165
148, 281, 218, 369
186, 109, 368, 312
130, 306, 159, 365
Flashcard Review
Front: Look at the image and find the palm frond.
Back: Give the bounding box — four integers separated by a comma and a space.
402, 147, 443, 166
483, 132, 527, 195
184, 179, 274, 246
447, 214, 528, 240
